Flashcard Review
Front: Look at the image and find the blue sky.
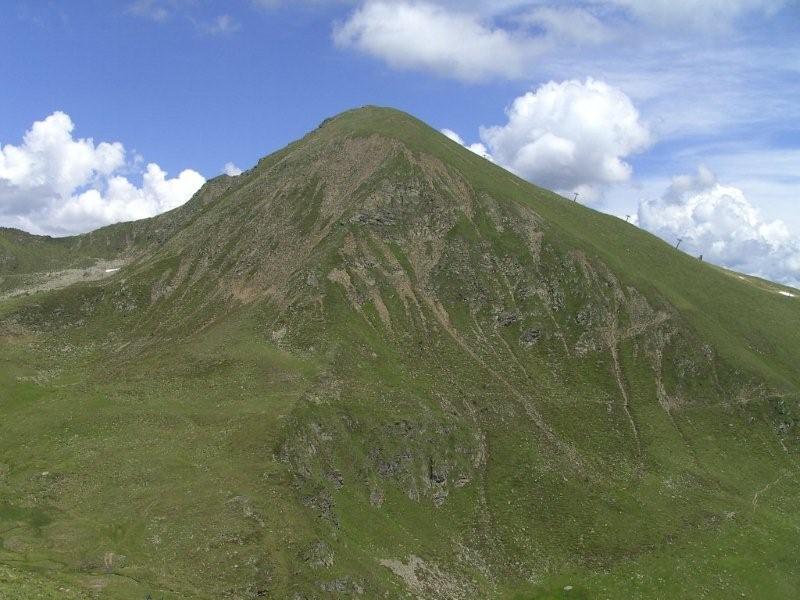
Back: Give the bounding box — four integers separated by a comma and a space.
1, 0, 799, 286
1, 1, 519, 178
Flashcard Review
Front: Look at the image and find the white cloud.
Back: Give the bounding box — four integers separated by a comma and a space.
252, 0, 358, 7
609, 0, 785, 29
665, 145, 800, 229
440, 128, 464, 144
333, 1, 546, 81
223, 162, 244, 176
638, 166, 800, 287
440, 129, 493, 161
429, 0, 785, 29
0, 112, 125, 203
0, 112, 205, 236
478, 78, 650, 199
521, 6, 613, 44
332, 1, 790, 81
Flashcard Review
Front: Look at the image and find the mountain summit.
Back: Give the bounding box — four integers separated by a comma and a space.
1, 107, 798, 599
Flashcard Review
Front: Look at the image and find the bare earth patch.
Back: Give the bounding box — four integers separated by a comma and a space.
0, 259, 128, 300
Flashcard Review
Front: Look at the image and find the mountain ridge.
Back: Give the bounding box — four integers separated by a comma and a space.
0, 106, 798, 599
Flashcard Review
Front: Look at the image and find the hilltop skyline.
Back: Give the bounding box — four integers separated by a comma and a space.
1, 0, 798, 285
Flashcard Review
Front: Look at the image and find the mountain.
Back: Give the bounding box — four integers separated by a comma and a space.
1, 107, 798, 599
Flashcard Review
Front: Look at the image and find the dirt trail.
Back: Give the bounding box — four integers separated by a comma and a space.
752, 470, 796, 509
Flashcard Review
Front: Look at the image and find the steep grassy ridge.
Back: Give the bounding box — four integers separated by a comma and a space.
0, 176, 236, 294
0, 107, 798, 599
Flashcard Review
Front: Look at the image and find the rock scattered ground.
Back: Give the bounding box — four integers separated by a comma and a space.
0, 259, 127, 299
0, 107, 798, 599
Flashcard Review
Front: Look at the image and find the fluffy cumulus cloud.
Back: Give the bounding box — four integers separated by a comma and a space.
483, 79, 650, 195
223, 162, 244, 176
638, 166, 800, 287
0, 112, 205, 236
333, 2, 546, 81
445, 79, 650, 200
332, 1, 788, 81
440, 129, 493, 161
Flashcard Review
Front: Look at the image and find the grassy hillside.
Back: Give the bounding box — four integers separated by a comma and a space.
0, 107, 797, 599
0, 175, 237, 290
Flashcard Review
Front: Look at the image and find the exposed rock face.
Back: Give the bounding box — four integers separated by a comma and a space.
520, 328, 541, 346
2, 107, 798, 600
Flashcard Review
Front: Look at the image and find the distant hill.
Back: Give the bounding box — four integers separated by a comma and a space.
1, 106, 798, 599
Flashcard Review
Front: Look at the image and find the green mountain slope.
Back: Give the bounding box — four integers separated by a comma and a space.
1, 107, 798, 599
0, 176, 236, 296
